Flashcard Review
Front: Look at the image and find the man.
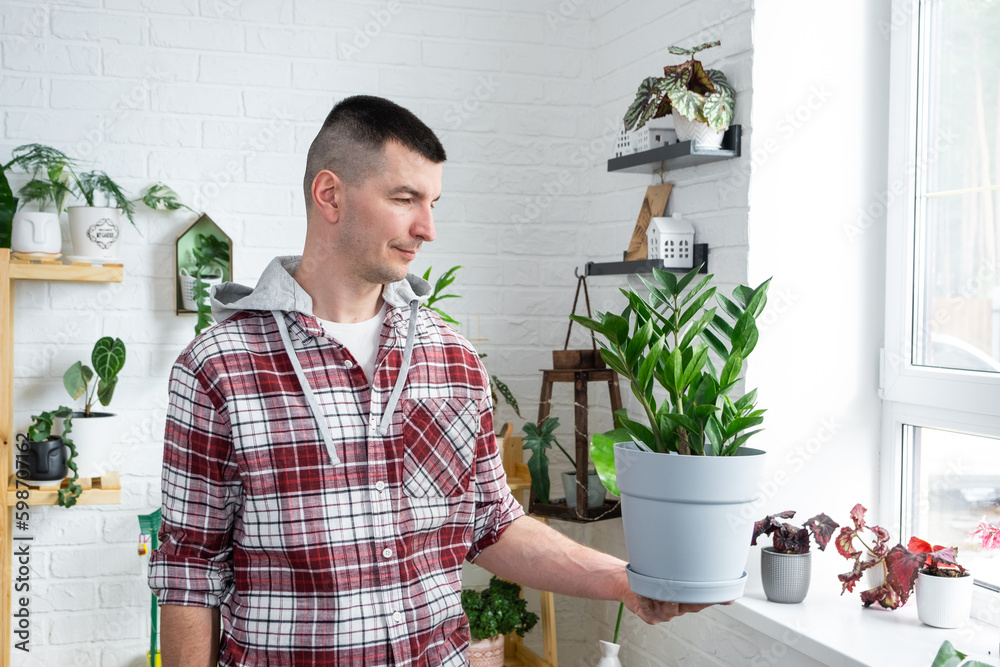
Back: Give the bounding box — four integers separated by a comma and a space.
150, 95, 716, 666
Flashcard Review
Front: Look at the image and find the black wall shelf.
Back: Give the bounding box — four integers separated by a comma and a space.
584, 243, 708, 277
607, 125, 742, 173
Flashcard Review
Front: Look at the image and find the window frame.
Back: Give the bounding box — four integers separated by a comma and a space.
882, 0, 1000, 604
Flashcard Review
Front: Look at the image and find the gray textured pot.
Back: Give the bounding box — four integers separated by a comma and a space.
615, 441, 766, 603
761, 548, 811, 603
561, 470, 606, 509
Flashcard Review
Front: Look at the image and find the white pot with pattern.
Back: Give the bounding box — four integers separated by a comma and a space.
68, 206, 122, 259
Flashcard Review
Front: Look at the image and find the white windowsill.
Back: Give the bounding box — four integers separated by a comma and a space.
718, 552, 1000, 666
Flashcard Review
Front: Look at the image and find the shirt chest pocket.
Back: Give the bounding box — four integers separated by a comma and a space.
400, 397, 477, 498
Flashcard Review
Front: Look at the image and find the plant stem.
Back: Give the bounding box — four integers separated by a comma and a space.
613, 602, 624, 644
553, 437, 577, 469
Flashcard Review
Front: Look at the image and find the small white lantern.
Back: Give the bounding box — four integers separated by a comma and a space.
647, 214, 695, 268
614, 128, 632, 157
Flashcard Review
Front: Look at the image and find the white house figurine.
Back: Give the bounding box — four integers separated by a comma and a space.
648, 215, 695, 268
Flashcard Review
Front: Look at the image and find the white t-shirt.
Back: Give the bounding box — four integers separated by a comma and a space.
316, 303, 388, 383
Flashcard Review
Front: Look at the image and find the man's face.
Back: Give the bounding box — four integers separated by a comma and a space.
337, 141, 442, 287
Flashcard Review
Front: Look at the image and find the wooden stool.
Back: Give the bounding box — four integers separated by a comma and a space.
534, 368, 623, 520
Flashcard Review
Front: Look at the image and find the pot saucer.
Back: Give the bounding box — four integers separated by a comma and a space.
12, 251, 61, 260
625, 564, 748, 603
64, 255, 120, 264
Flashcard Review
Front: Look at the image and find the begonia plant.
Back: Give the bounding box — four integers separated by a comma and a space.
751, 510, 839, 554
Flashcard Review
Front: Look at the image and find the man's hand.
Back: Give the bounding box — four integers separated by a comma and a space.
621, 587, 733, 624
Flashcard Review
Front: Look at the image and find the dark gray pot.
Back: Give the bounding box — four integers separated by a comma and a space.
761, 548, 812, 603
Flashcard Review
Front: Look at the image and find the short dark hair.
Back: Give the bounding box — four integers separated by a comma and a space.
303, 95, 447, 209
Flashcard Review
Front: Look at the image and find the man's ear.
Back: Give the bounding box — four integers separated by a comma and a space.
311, 170, 343, 223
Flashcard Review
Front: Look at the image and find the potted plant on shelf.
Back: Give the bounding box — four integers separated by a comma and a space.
62, 336, 126, 479
571, 265, 770, 603
521, 417, 605, 510
67, 170, 136, 259
461, 576, 538, 667
181, 232, 230, 336
909, 536, 972, 629
751, 510, 839, 604
16, 406, 82, 507
9, 144, 75, 258
623, 40, 735, 149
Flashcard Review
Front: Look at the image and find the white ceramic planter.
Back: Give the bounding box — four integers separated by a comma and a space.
65, 412, 119, 479
11, 211, 62, 256
916, 571, 973, 628
561, 470, 606, 509
179, 268, 224, 312
467, 634, 505, 667
614, 442, 765, 603
68, 206, 122, 259
761, 548, 811, 604
672, 109, 725, 149
597, 640, 622, 667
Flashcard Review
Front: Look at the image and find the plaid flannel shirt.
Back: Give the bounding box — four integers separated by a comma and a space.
149, 302, 523, 666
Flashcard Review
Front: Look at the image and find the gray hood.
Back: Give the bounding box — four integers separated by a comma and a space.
210, 255, 431, 323
209, 255, 433, 455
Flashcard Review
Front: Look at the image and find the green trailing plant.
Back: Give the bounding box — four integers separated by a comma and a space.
623, 40, 735, 133
421, 265, 522, 418
461, 576, 538, 642
26, 407, 82, 507
63, 337, 127, 415
521, 417, 578, 505
191, 233, 230, 336
570, 265, 769, 496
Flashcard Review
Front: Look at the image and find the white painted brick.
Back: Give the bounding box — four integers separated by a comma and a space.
246, 25, 337, 59
466, 13, 546, 43
108, 113, 201, 148
3, 42, 99, 75
338, 32, 420, 65
152, 82, 241, 116
5, 110, 101, 142
105, 0, 199, 14
421, 40, 503, 71
50, 545, 142, 579
499, 105, 580, 138
244, 90, 332, 122
291, 61, 382, 94
0, 4, 47, 38
11, 642, 95, 667
150, 16, 243, 51
203, 118, 295, 152
244, 152, 303, 186
0, 76, 45, 108
99, 576, 151, 609
503, 43, 584, 77
199, 54, 290, 88
102, 45, 198, 81
48, 607, 145, 644
50, 9, 145, 45
200, 0, 293, 22
32, 580, 99, 613
49, 78, 149, 111
147, 148, 245, 183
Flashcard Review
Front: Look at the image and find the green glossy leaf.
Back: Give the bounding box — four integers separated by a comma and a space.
96, 376, 118, 406
725, 415, 765, 439
705, 415, 724, 456
491, 375, 522, 418
63, 361, 91, 400
720, 351, 743, 390
92, 337, 126, 380
625, 318, 653, 368
591, 429, 631, 496
522, 421, 552, 504
679, 345, 709, 390
650, 266, 679, 295
723, 428, 765, 456
679, 272, 713, 306
716, 293, 743, 322
604, 314, 629, 347
637, 335, 665, 394
679, 307, 716, 350
678, 287, 716, 329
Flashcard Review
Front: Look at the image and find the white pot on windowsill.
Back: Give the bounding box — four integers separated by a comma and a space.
915, 570, 973, 628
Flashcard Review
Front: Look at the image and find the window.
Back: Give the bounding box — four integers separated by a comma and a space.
883, 0, 1000, 593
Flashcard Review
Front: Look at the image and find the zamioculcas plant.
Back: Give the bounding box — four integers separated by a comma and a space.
63, 337, 127, 415
623, 40, 735, 133
571, 265, 769, 495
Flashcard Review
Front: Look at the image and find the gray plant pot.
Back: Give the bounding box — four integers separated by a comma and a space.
561, 470, 606, 509
614, 441, 766, 603
761, 548, 811, 604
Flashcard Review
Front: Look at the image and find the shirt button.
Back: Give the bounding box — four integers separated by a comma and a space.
344, 360, 354, 368
375, 481, 386, 492
382, 548, 392, 558
392, 611, 403, 623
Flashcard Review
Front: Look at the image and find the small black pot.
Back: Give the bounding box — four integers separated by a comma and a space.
16, 434, 68, 483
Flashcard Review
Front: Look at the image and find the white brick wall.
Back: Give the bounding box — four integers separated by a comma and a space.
3, 0, 799, 665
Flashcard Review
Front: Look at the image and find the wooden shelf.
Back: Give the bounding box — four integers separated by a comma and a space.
607, 124, 742, 173
584, 244, 709, 277
527, 499, 622, 523
7, 472, 121, 506
9, 257, 124, 282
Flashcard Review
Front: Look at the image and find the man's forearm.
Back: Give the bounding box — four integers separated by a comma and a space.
474, 515, 628, 602
161, 604, 220, 667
